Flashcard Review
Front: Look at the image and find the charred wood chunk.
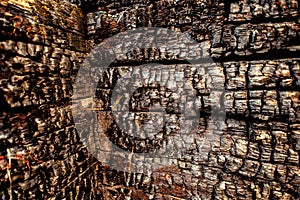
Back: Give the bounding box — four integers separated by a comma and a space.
228, 0, 299, 22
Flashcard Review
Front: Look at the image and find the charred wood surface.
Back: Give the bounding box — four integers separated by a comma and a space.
0, 0, 300, 199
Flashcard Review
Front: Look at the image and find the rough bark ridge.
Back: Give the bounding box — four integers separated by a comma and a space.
0, 0, 300, 199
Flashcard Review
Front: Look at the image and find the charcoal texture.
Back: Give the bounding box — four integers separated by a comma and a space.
0, 0, 300, 199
